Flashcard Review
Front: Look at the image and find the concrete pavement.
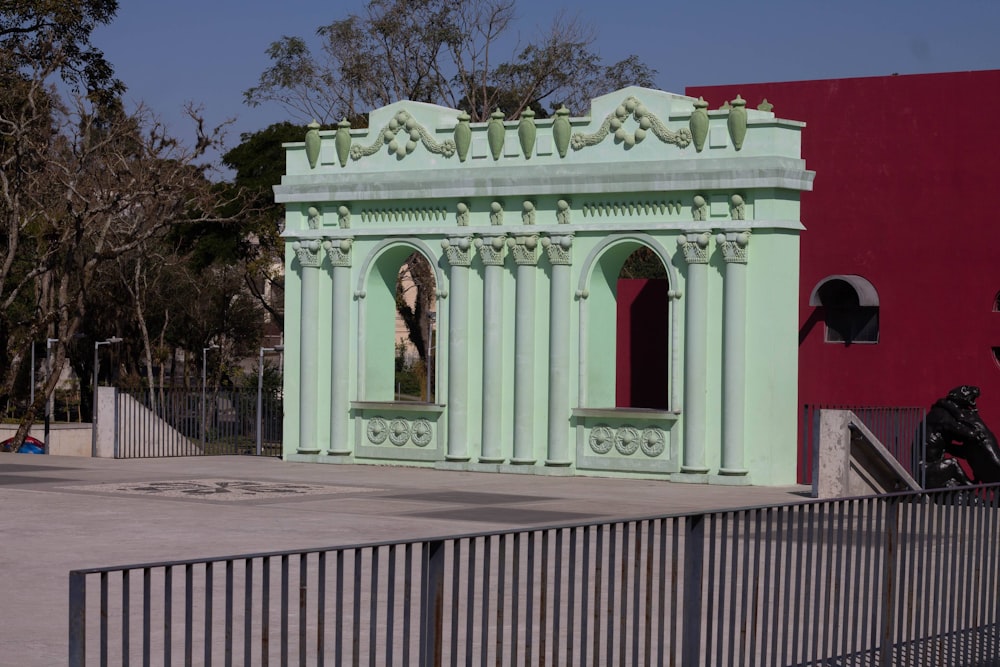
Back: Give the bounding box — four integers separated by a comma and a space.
0, 453, 809, 665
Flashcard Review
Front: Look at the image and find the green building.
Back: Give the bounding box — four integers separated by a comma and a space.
274, 87, 813, 485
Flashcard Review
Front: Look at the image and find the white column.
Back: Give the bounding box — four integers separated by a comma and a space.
476, 233, 507, 463
510, 234, 539, 464
293, 240, 324, 454
718, 231, 751, 475
324, 238, 352, 455
678, 232, 711, 474
543, 233, 573, 467
442, 236, 473, 461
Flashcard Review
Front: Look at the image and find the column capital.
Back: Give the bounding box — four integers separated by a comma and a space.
441, 236, 473, 267
475, 234, 507, 266
542, 233, 574, 265
716, 230, 751, 264
293, 239, 325, 268
677, 231, 711, 265
323, 238, 353, 267
508, 234, 540, 266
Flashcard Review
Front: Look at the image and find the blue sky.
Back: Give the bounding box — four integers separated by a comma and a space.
93, 0, 1000, 160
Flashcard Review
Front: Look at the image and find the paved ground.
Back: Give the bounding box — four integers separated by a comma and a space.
0, 453, 809, 665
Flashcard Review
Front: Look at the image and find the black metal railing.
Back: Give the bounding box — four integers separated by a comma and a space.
801, 404, 926, 485
69, 484, 1000, 666
115, 388, 283, 458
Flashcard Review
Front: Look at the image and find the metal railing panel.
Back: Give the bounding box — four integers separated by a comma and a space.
70, 485, 1000, 666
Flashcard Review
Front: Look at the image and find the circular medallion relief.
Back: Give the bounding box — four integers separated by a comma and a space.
367, 417, 388, 445
589, 425, 614, 454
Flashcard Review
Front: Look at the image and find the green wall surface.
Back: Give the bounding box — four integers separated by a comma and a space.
275, 87, 814, 485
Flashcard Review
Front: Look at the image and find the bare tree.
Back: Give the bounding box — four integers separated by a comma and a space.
244, 0, 656, 124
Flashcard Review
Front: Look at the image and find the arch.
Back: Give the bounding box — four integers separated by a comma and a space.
809, 274, 880, 344
576, 234, 680, 411
808, 274, 879, 307
355, 238, 443, 401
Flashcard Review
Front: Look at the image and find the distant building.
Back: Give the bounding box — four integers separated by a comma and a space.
688, 70, 1000, 479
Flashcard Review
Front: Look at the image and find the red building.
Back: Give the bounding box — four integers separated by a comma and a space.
688, 70, 1000, 475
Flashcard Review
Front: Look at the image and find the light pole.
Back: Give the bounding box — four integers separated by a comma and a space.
43, 337, 58, 454
201, 344, 219, 449
91, 337, 122, 457
257, 345, 284, 455
425, 311, 436, 402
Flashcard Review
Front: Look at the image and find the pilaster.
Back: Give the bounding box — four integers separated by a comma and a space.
476, 233, 507, 463
442, 236, 473, 461
324, 238, 353, 455
293, 239, 324, 454
509, 234, 539, 464
677, 231, 711, 476
542, 233, 574, 467
718, 231, 751, 476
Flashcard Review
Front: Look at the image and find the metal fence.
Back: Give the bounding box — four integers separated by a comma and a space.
800, 405, 927, 486
115, 388, 283, 458
69, 484, 1000, 666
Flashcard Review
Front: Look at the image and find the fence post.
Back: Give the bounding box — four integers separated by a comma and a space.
682, 514, 706, 667
419, 540, 445, 667
879, 498, 899, 665
69, 571, 86, 667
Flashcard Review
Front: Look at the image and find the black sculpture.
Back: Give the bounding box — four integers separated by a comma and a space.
923, 385, 1000, 487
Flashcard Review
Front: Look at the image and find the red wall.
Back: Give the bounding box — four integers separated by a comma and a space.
688, 71, 1000, 425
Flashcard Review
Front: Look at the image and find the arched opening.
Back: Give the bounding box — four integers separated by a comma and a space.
362, 244, 437, 402
616, 247, 670, 409
809, 275, 880, 345
394, 252, 437, 401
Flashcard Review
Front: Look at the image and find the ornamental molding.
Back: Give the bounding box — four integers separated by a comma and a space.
692, 195, 708, 221
556, 199, 571, 224
306, 206, 322, 229
475, 234, 507, 266
508, 235, 540, 265
322, 238, 353, 267
350, 110, 456, 161
588, 423, 666, 458
293, 240, 324, 268
677, 232, 711, 265
337, 205, 351, 229
365, 416, 433, 447
570, 96, 692, 152
489, 201, 504, 226
582, 199, 683, 218
521, 200, 536, 225
717, 231, 751, 264
730, 194, 746, 221
441, 236, 473, 267
542, 234, 573, 265
456, 202, 470, 226
359, 206, 448, 224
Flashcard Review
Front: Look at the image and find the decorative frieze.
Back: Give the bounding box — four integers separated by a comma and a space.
365, 416, 433, 448
441, 236, 473, 267
359, 207, 448, 224
677, 232, 711, 264
350, 109, 456, 161
589, 424, 665, 458
571, 96, 692, 152
581, 200, 683, 218
542, 234, 573, 265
